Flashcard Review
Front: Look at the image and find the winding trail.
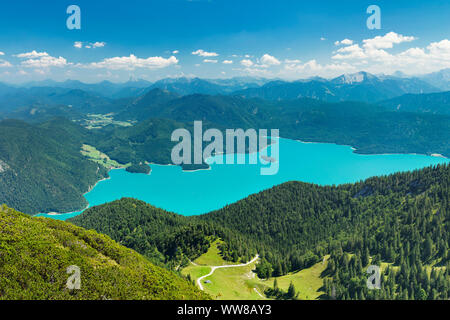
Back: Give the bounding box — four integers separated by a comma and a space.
196, 255, 259, 291
253, 287, 265, 299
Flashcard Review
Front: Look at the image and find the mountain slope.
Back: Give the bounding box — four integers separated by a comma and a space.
149, 77, 265, 96
379, 91, 450, 115
0, 205, 208, 300
420, 68, 450, 91
0, 118, 108, 214
103, 95, 450, 165
115, 88, 180, 121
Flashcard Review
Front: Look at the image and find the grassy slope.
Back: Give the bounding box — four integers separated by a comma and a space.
258, 256, 329, 300
181, 240, 327, 300
194, 239, 239, 266
204, 261, 263, 300
81, 144, 127, 169
181, 241, 263, 300
0, 205, 209, 300
181, 240, 233, 287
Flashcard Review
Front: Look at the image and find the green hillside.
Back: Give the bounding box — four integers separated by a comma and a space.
0, 204, 208, 300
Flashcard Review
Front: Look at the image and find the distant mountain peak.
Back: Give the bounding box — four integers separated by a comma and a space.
332, 71, 377, 84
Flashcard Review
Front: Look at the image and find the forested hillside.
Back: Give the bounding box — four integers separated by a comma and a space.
0, 205, 208, 300
70, 164, 450, 300
98, 94, 450, 162
0, 118, 108, 214
379, 91, 450, 115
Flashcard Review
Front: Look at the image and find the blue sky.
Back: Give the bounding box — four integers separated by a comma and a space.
0, 0, 449, 83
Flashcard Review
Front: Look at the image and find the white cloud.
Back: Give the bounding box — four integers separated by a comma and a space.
16, 52, 69, 68
74, 42, 106, 49
21, 56, 69, 68
335, 39, 354, 46
284, 59, 301, 64
34, 69, 46, 75
203, 59, 218, 63
426, 39, 450, 60
0, 52, 4, 56
260, 54, 281, 66
240, 59, 254, 67
15, 51, 49, 58
362, 32, 415, 50
222, 60, 233, 64
92, 42, 106, 48
87, 54, 178, 70
332, 44, 367, 60
280, 59, 357, 78
172, 50, 179, 54
332, 33, 415, 62
320, 37, 327, 41
328, 33, 450, 75
0, 60, 12, 68
192, 49, 219, 57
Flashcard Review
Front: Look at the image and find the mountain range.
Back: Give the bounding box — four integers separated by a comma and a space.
0, 70, 447, 118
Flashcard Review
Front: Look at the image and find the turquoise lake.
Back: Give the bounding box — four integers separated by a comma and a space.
37, 138, 449, 220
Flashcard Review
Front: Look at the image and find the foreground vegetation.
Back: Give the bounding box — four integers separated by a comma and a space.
0, 205, 208, 300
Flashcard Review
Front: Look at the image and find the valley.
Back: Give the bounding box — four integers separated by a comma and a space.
1, 72, 449, 301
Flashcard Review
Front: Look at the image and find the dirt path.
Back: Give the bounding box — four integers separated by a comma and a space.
253, 287, 265, 299
196, 255, 259, 291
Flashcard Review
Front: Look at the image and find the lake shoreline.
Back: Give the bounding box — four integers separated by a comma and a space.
297, 139, 448, 159
36, 137, 449, 220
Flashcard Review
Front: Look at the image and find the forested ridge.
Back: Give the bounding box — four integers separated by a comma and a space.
98, 91, 450, 159
0, 205, 208, 300
70, 163, 450, 299
0, 118, 108, 214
